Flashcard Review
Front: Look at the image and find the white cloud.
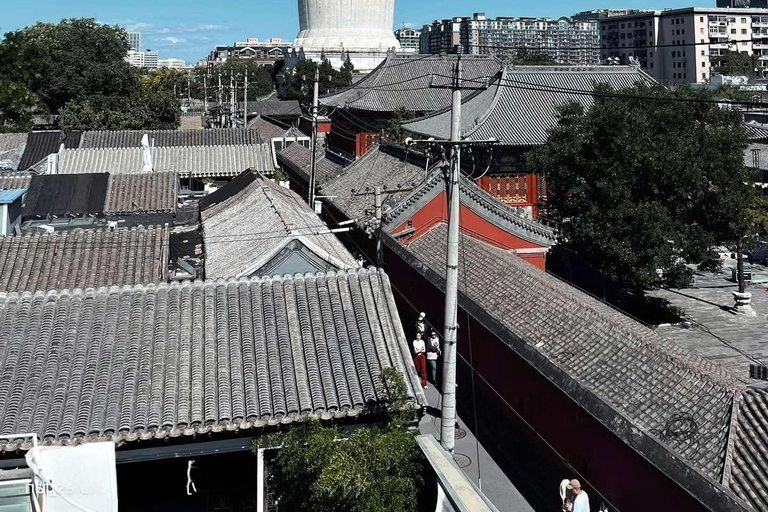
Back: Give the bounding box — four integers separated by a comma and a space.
161, 37, 187, 44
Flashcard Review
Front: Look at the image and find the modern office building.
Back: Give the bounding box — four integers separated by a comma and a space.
600, 7, 768, 84
126, 30, 141, 52
394, 27, 421, 50
718, 0, 768, 7
208, 38, 288, 65
127, 49, 159, 69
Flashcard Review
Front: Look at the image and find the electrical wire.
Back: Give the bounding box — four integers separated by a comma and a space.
476, 36, 768, 52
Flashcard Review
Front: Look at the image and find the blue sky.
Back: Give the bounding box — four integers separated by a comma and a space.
1, 0, 701, 63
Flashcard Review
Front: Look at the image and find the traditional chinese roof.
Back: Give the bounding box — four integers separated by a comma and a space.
58, 145, 275, 177
248, 116, 298, 140
322, 54, 502, 113
103, 172, 179, 215
320, 144, 427, 221
0, 226, 169, 293
404, 65, 655, 146
383, 171, 557, 247
728, 389, 768, 511
277, 142, 344, 186
0, 176, 32, 191
387, 224, 750, 511
244, 99, 302, 118
79, 128, 263, 149
201, 171, 357, 279
0, 268, 425, 452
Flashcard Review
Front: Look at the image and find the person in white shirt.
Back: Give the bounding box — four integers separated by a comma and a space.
416, 312, 426, 338
412, 333, 427, 388
426, 330, 441, 385
563, 479, 589, 512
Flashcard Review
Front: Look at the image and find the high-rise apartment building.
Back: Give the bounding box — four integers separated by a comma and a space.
420, 18, 464, 54
126, 30, 141, 52
420, 13, 599, 64
143, 49, 158, 69
461, 13, 600, 64
127, 49, 159, 69
394, 28, 421, 50
600, 7, 768, 84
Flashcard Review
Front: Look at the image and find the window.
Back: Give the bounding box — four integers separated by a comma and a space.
650, 62, 654, 68
742, 29, 748, 34
742, 18, 747, 23
700, 27, 704, 34
682, 29, 685, 34
731, 28, 737, 34
701, 61, 706, 67
700, 16, 704, 22
684, 73, 687, 79
701, 50, 705, 55
702, 73, 706, 79
683, 51, 686, 57
674, 72, 677, 78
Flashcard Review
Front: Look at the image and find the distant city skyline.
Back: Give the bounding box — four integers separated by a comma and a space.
0, 0, 720, 62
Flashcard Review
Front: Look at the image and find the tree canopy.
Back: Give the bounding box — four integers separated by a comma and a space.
280, 56, 354, 102
258, 368, 424, 512
528, 82, 755, 289
0, 18, 180, 131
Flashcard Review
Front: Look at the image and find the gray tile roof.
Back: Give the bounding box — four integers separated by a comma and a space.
0, 268, 424, 451
248, 116, 295, 141
104, 172, 179, 214
79, 129, 263, 149
0, 176, 31, 191
320, 144, 427, 221
745, 122, 768, 143
404, 65, 655, 146
59, 144, 275, 177
745, 143, 768, 171
245, 99, 302, 118
383, 171, 557, 247
277, 142, 344, 185
202, 174, 357, 279
0, 226, 169, 293
322, 54, 502, 113
0, 133, 28, 153
729, 389, 768, 511
18, 131, 82, 171
400, 223, 739, 482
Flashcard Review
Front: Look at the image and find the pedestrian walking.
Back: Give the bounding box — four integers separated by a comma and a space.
563, 479, 589, 512
412, 332, 427, 388
426, 330, 441, 385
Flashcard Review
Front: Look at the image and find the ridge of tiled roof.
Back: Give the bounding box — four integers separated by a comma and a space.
404, 65, 655, 146
383, 170, 557, 246
202, 173, 357, 279
244, 99, 302, 118
390, 224, 742, 495
79, 128, 263, 149
322, 54, 502, 113
59, 144, 275, 177
0, 225, 170, 293
0, 268, 425, 452
103, 172, 179, 214
320, 144, 427, 221
277, 142, 344, 185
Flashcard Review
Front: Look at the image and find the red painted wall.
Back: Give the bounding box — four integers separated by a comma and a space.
477, 173, 540, 217
390, 191, 547, 270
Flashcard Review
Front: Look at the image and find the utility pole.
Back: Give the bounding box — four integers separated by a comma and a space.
187, 72, 191, 106
203, 74, 208, 114
217, 71, 223, 128
374, 186, 383, 265
441, 56, 463, 455
308, 68, 320, 207
244, 68, 249, 125
229, 73, 235, 128
405, 56, 496, 455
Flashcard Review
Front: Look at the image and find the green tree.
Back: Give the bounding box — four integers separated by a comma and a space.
713, 50, 757, 78
259, 367, 424, 512
387, 107, 417, 143
280, 57, 354, 102
511, 48, 557, 66
528, 82, 753, 290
